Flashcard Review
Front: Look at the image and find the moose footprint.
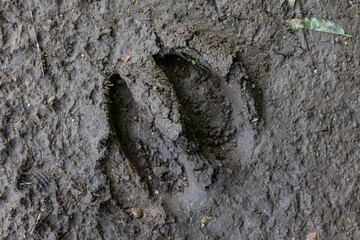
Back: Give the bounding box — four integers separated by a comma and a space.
108, 53, 258, 194
108, 53, 259, 237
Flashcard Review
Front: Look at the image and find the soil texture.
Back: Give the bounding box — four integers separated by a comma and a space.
1, 0, 360, 239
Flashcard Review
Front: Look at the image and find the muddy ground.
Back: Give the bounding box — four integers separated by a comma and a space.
1, 0, 360, 239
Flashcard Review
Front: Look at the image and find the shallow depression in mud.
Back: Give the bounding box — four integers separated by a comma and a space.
154, 54, 232, 146
108, 74, 145, 177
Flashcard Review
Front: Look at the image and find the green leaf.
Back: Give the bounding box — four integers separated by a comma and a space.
285, 17, 351, 37
191, 60, 196, 65
288, 0, 295, 8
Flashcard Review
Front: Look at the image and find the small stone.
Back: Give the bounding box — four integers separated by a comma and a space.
334, 36, 340, 43
133, 116, 138, 120
131, 207, 143, 218
153, 166, 168, 177
169, 161, 182, 175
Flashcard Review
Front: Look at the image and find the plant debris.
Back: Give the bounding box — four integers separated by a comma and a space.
288, 0, 296, 8
47, 96, 56, 104
200, 215, 213, 228
306, 232, 317, 240
285, 17, 351, 37
122, 55, 131, 63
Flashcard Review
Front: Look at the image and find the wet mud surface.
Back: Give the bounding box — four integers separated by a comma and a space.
1, 0, 360, 239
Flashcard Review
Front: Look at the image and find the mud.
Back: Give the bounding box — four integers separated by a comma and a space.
1, 0, 360, 239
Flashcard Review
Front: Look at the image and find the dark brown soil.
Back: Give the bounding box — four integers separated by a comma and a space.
1, 0, 360, 239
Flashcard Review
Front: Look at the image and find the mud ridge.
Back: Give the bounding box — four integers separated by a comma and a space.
107, 73, 188, 196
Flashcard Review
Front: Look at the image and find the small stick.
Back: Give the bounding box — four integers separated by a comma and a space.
28, 0, 46, 77
26, 213, 41, 238
151, 5, 158, 12
349, 1, 360, 14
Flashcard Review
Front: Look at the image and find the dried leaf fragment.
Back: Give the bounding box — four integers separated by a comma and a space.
47, 96, 56, 104
288, 0, 295, 8
306, 232, 317, 240
122, 55, 131, 63
200, 215, 213, 228
285, 17, 351, 37
251, 117, 259, 123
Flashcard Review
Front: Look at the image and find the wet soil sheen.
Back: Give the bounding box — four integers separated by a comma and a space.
1, 0, 360, 239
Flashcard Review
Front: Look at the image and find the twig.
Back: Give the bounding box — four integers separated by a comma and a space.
28, 0, 46, 77
349, 1, 360, 14
151, 5, 158, 12
143, 7, 151, 14
26, 213, 41, 238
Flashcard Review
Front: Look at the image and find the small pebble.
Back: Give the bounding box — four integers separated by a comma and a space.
313, 69, 318, 74
133, 116, 138, 120
131, 207, 143, 218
